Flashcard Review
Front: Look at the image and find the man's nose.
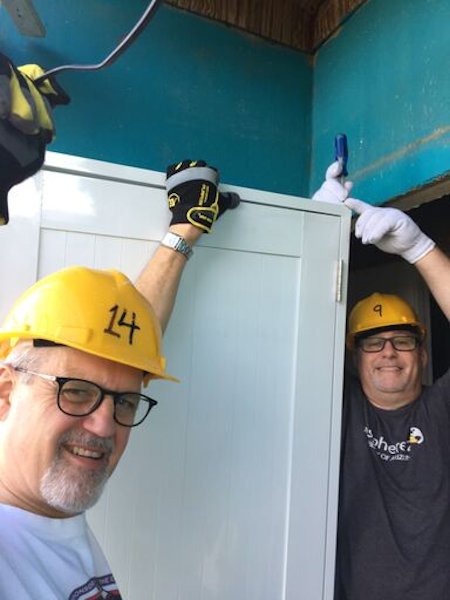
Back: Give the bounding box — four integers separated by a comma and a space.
82, 395, 116, 437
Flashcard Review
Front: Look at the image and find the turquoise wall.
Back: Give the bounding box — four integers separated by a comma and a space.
3, 0, 449, 204
1, 1, 312, 196
311, 0, 450, 204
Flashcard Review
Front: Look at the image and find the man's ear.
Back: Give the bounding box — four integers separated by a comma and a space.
420, 345, 428, 370
0, 366, 14, 420
352, 348, 361, 371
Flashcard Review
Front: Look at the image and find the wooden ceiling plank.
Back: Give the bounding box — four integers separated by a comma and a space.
312, 0, 367, 49
165, 0, 366, 52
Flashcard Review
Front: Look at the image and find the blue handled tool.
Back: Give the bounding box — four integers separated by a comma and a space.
334, 133, 348, 178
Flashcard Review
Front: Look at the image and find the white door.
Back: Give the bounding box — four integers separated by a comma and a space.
0, 153, 351, 600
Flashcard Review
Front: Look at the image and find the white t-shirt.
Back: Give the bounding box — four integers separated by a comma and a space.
0, 503, 121, 599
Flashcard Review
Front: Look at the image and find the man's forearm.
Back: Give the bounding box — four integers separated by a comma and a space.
135, 224, 203, 333
415, 246, 450, 320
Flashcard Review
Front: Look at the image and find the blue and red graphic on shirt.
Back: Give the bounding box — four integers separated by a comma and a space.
69, 574, 122, 599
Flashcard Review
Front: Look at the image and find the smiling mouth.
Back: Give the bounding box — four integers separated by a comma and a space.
66, 445, 105, 460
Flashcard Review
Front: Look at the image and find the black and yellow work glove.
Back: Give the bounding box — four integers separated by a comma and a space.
0, 52, 70, 224
166, 159, 240, 233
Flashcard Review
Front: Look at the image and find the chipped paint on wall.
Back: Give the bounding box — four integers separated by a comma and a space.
351, 126, 450, 181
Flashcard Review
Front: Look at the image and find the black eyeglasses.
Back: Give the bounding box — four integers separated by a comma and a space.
358, 335, 420, 353
14, 368, 157, 427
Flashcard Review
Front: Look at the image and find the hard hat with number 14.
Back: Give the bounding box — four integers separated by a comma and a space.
0, 266, 178, 384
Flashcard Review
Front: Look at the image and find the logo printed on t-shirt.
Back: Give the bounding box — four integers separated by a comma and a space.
364, 426, 425, 462
69, 574, 122, 599
408, 426, 424, 444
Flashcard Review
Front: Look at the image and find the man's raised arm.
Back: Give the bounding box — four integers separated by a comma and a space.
135, 159, 239, 332
313, 161, 450, 321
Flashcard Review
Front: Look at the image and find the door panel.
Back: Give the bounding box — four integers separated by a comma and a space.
0, 175, 42, 322
0, 153, 350, 599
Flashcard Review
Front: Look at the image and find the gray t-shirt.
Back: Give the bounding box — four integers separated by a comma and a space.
335, 369, 450, 600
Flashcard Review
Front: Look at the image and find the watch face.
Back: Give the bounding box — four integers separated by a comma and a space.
162, 233, 192, 259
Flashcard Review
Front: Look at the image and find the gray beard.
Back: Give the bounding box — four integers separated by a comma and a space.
40, 431, 114, 514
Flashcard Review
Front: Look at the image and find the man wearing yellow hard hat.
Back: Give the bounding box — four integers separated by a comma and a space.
0, 160, 236, 598
314, 163, 450, 600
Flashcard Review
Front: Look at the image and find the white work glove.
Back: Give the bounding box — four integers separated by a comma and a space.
345, 198, 436, 264
312, 161, 353, 204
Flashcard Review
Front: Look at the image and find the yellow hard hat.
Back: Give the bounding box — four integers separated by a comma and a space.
0, 266, 177, 383
346, 292, 426, 349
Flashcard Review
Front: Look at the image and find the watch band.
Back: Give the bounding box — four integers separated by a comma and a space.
160, 232, 193, 260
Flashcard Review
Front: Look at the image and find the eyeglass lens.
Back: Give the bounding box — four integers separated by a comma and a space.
359, 335, 418, 353
58, 379, 155, 426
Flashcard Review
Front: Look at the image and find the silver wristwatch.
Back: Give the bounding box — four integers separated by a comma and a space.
160, 232, 193, 260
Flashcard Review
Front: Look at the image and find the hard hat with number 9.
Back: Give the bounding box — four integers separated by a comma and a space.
346, 292, 426, 349
0, 266, 177, 384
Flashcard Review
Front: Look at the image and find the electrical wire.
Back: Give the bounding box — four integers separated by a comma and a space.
34, 0, 162, 85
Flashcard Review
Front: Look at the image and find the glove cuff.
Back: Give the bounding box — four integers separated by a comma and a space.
402, 236, 436, 264
166, 165, 218, 193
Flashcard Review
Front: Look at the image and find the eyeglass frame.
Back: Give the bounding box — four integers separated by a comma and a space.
13, 367, 157, 427
356, 334, 421, 353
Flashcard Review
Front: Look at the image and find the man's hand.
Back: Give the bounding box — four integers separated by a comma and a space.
166, 159, 239, 234
345, 198, 436, 264
0, 52, 69, 224
312, 161, 353, 204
